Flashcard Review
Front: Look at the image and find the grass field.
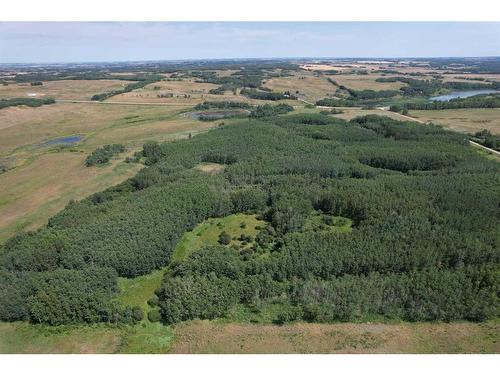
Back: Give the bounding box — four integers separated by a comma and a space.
0, 79, 127, 100
327, 74, 407, 91
409, 108, 500, 134
2, 319, 497, 354
262, 72, 336, 102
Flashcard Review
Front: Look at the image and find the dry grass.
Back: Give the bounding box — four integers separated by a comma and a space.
332, 74, 407, 90
0, 103, 209, 155
409, 108, 500, 134
170, 320, 500, 354
262, 73, 335, 102
0, 80, 127, 100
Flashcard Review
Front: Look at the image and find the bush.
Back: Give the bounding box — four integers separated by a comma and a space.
85, 144, 125, 167
132, 307, 143, 321
147, 309, 161, 322
218, 231, 232, 245
147, 295, 159, 307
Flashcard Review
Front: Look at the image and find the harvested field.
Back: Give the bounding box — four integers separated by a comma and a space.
409, 108, 500, 134
0, 79, 127, 100
332, 74, 407, 90
170, 320, 500, 354
262, 73, 336, 102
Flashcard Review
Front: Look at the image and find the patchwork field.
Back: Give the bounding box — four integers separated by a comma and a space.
0, 79, 128, 100
330, 74, 407, 91
262, 72, 335, 102
110, 79, 272, 105
409, 108, 500, 134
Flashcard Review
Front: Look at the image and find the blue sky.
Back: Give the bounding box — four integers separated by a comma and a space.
0, 22, 499, 63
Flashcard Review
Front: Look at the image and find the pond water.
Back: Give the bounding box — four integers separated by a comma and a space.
430, 89, 499, 102
42, 135, 84, 146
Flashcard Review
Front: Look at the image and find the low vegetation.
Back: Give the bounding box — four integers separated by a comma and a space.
0, 97, 55, 109
85, 144, 126, 166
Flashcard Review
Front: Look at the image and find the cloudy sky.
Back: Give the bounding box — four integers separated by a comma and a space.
0, 22, 499, 63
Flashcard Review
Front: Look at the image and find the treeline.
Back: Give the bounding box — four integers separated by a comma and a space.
194, 101, 251, 110
0, 97, 55, 109
249, 104, 294, 118
241, 88, 296, 101
390, 94, 500, 112
91, 75, 163, 101
471, 129, 500, 152
11, 71, 161, 83
1, 112, 498, 326
85, 144, 126, 166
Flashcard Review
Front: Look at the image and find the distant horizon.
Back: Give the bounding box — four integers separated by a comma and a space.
1, 55, 500, 67
1, 22, 499, 64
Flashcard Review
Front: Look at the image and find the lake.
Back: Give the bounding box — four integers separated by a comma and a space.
430, 89, 499, 102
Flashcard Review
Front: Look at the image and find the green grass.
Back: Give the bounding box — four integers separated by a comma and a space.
0, 322, 123, 353
116, 268, 165, 315
0, 321, 175, 354
172, 213, 265, 262
118, 322, 174, 353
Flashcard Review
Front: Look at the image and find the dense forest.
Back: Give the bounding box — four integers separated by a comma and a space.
0, 112, 498, 326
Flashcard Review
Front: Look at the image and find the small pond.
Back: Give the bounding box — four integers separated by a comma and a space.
41, 135, 84, 147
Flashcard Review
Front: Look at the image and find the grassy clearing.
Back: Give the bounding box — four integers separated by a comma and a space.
172, 213, 265, 262
303, 212, 353, 233
409, 108, 500, 134
194, 162, 225, 174
116, 269, 165, 315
